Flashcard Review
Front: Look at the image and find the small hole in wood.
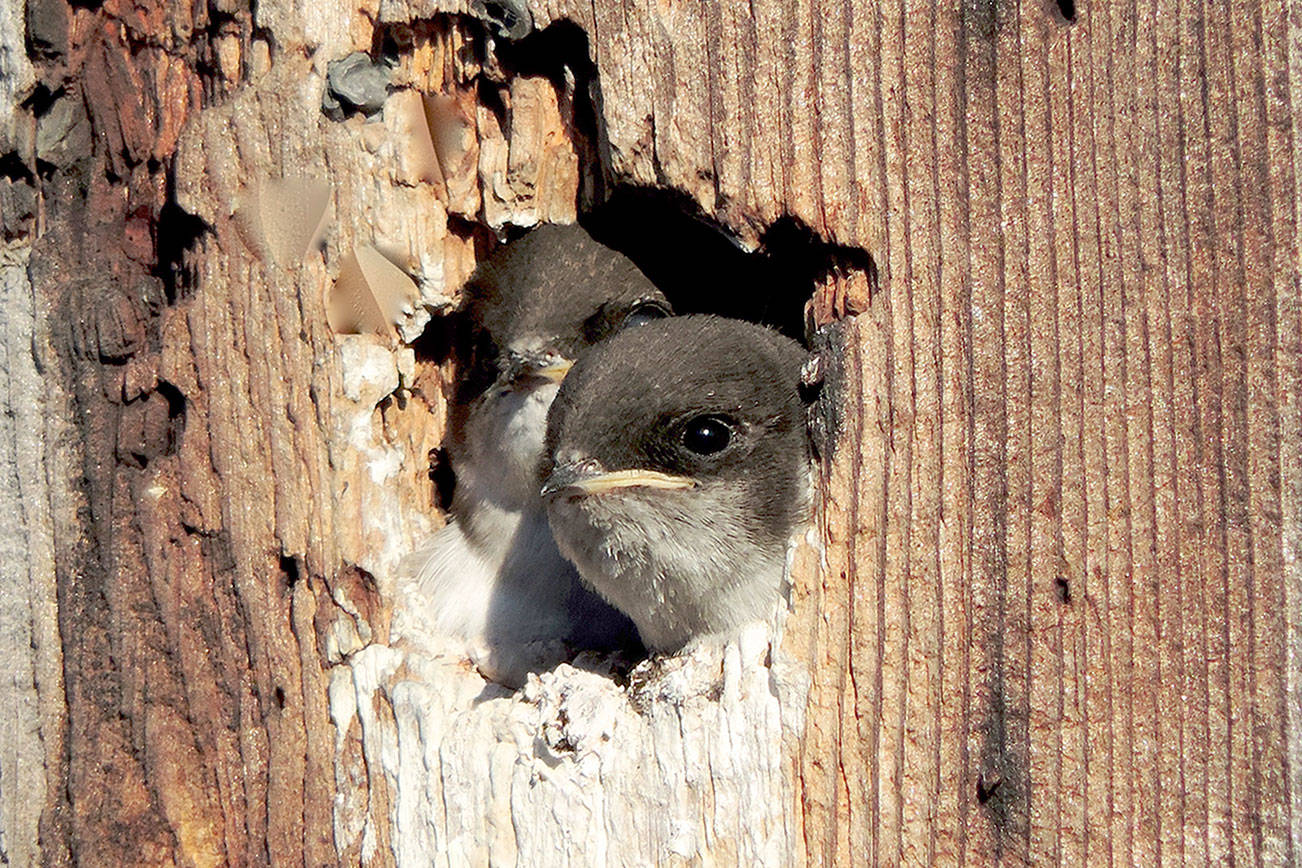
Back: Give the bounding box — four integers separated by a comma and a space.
0, 152, 35, 184
475, 79, 508, 129
157, 381, 187, 457
21, 83, 62, 116
976, 773, 1002, 804
154, 196, 208, 304
428, 447, 456, 512
1047, 0, 1077, 24
279, 554, 301, 588
410, 312, 457, 366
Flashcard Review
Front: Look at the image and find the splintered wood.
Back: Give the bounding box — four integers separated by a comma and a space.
5, 0, 1300, 863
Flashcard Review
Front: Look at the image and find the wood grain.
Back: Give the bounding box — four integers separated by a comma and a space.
537, 0, 1302, 859
3, 0, 1298, 862
746, 0, 1302, 862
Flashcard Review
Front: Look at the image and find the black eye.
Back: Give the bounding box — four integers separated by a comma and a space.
622, 299, 671, 330
681, 415, 734, 455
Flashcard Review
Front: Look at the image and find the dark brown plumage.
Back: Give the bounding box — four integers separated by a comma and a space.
542, 315, 811, 652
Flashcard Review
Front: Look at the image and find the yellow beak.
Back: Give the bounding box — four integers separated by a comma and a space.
542, 464, 697, 497
529, 359, 573, 384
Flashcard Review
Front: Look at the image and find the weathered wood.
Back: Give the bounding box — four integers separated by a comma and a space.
2, 0, 1298, 863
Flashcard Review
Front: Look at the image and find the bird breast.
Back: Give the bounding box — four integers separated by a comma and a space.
546, 482, 785, 652
458, 380, 560, 511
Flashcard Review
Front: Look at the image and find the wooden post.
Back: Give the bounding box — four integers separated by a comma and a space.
1, 0, 1298, 863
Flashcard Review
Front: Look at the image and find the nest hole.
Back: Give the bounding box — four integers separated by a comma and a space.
583, 185, 873, 344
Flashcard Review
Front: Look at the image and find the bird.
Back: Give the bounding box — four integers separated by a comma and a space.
540, 315, 812, 653
404, 222, 671, 685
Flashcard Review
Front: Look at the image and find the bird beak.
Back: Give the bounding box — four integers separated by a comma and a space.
506, 349, 573, 385
541, 459, 697, 498
527, 358, 573, 384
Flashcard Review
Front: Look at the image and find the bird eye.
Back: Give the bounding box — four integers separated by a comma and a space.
681, 415, 734, 455
621, 299, 672, 330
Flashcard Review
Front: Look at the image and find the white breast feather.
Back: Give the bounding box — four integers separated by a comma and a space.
548, 482, 784, 651
401, 381, 623, 684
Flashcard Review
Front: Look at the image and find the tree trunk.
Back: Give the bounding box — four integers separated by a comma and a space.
2, 0, 1298, 864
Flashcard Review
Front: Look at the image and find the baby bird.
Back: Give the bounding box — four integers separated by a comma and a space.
408, 223, 670, 684
541, 315, 811, 652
